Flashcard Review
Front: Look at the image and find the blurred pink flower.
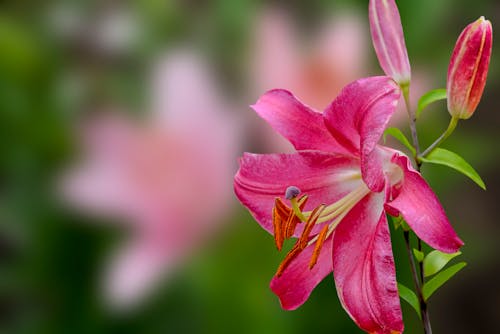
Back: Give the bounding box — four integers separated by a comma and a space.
61, 50, 237, 309
248, 7, 367, 152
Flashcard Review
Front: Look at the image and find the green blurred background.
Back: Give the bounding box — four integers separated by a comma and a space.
0, 0, 499, 333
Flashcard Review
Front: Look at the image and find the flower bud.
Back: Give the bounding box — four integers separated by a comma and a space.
369, 0, 411, 85
447, 17, 492, 119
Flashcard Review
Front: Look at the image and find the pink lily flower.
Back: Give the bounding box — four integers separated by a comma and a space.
234, 76, 463, 333
62, 50, 237, 309
369, 0, 411, 85
447, 16, 492, 119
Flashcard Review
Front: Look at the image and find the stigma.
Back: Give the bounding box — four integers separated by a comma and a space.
272, 183, 370, 276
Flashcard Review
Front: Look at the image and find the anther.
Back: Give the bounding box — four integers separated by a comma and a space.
274, 197, 290, 217
276, 245, 302, 277
275, 204, 325, 277
272, 198, 292, 250
272, 206, 284, 251
298, 204, 325, 249
285, 186, 301, 200
309, 224, 329, 270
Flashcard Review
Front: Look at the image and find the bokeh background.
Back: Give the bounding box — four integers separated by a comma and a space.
1, 0, 499, 333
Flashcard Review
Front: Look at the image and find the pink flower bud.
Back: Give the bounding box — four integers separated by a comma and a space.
369, 0, 411, 85
447, 17, 492, 119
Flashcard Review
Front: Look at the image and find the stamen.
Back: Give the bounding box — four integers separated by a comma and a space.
272, 206, 284, 251
275, 245, 302, 277
309, 224, 329, 269
274, 197, 290, 218
298, 204, 325, 249
316, 187, 366, 223
273, 183, 370, 277
273, 194, 311, 250
306, 202, 356, 250
321, 186, 365, 215
300, 184, 370, 224
273, 198, 293, 250
275, 204, 325, 277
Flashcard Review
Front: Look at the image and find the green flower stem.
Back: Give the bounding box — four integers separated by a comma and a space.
404, 231, 432, 334
418, 238, 424, 284
420, 116, 459, 158
401, 83, 422, 168
401, 83, 432, 333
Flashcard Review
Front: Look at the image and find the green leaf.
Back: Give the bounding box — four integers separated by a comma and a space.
389, 215, 403, 230
413, 249, 425, 263
422, 262, 467, 301
383, 127, 416, 155
423, 250, 462, 277
417, 88, 447, 119
397, 283, 421, 318
420, 148, 486, 190
400, 220, 411, 232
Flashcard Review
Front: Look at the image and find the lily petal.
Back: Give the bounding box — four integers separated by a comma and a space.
251, 89, 349, 153
385, 154, 464, 253
234, 151, 362, 235
324, 76, 401, 192
333, 192, 403, 334
270, 236, 333, 310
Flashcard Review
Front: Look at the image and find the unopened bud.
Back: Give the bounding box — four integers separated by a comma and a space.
447, 16, 492, 119
369, 0, 411, 85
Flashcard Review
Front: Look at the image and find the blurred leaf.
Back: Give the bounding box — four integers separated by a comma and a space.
423, 262, 467, 301
416, 88, 447, 119
413, 249, 425, 263
423, 250, 461, 277
420, 148, 486, 190
398, 283, 421, 318
0, 16, 44, 82
383, 127, 416, 155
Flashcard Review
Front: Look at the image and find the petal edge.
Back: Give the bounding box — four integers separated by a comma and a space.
252, 89, 348, 153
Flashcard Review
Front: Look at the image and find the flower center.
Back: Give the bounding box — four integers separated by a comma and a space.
272, 183, 370, 276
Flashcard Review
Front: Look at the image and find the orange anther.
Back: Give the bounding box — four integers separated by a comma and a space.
274, 198, 290, 219
276, 245, 302, 277
298, 204, 325, 249
272, 206, 284, 251
309, 224, 329, 269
